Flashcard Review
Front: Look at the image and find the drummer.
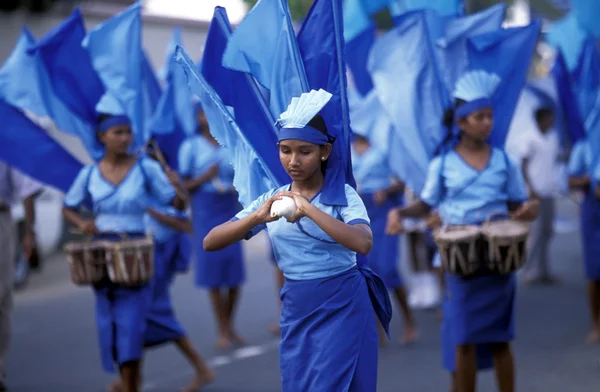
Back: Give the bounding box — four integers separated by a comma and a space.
351, 133, 417, 345
567, 138, 600, 344
386, 71, 539, 392
62, 112, 187, 392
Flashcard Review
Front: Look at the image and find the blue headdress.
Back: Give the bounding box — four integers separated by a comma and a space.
95, 92, 131, 133
453, 70, 501, 119
275, 89, 335, 145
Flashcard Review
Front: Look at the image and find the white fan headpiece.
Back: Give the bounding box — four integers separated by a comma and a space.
453, 70, 501, 102
276, 89, 333, 129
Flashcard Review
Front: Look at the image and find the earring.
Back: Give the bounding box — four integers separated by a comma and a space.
321, 157, 326, 161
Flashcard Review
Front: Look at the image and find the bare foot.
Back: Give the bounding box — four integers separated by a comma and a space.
400, 325, 419, 345
181, 368, 216, 392
269, 322, 281, 335
586, 329, 600, 344
107, 380, 123, 392
229, 331, 246, 346
216, 335, 232, 350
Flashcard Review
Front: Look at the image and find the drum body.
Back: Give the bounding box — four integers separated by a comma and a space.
481, 220, 529, 274
434, 225, 483, 277
64, 240, 109, 286
105, 236, 155, 286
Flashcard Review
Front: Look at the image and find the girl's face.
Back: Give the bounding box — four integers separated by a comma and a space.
352, 135, 370, 154
457, 107, 493, 142
98, 125, 133, 155
278, 139, 332, 181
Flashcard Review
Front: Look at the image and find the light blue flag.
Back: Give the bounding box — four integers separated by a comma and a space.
0, 28, 97, 158
368, 11, 447, 194
343, 0, 372, 42
175, 46, 279, 208
83, 2, 146, 149
391, 0, 464, 17
571, 0, 600, 38
222, 0, 308, 118
547, 12, 589, 71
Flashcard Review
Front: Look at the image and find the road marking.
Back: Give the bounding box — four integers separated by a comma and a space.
143, 340, 279, 391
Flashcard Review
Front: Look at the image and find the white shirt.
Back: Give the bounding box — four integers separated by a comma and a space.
0, 162, 44, 206
517, 128, 560, 197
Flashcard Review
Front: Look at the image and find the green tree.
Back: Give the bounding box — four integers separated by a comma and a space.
242, 0, 314, 21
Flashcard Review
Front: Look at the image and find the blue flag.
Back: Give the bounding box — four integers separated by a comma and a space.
83, 2, 146, 149
202, 6, 288, 186
297, 0, 355, 205
552, 51, 586, 144
546, 12, 589, 72
30, 8, 105, 125
391, 0, 464, 17
0, 101, 83, 192
466, 21, 542, 148
175, 47, 280, 207
345, 26, 376, 96
222, 0, 308, 118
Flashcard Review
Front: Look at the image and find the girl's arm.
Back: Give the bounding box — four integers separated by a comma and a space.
385, 200, 432, 235
182, 165, 219, 193
62, 207, 99, 235
147, 208, 192, 233
509, 199, 540, 221
568, 175, 590, 190
203, 194, 282, 251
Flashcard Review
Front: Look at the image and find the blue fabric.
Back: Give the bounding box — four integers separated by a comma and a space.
345, 25, 375, 95
297, 0, 356, 206
581, 194, 600, 280
465, 21, 542, 149
201, 7, 288, 187
568, 139, 591, 177
392, 0, 464, 17
0, 101, 83, 192
144, 237, 187, 347
546, 12, 589, 72
421, 148, 528, 225
30, 8, 105, 127
279, 267, 383, 391
233, 184, 370, 280
571, 0, 600, 38
83, 3, 147, 151
360, 193, 402, 289
64, 158, 176, 233
175, 48, 281, 207
192, 191, 245, 289
222, 0, 308, 118
570, 39, 600, 125
98, 115, 131, 133
278, 126, 330, 145
455, 98, 493, 119
342, 0, 372, 42
444, 272, 516, 344
92, 232, 151, 373
178, 135, 234, 193
551, 51, 586, 144
351, 146, 392, 194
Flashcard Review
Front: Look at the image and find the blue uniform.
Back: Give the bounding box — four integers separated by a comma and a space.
178, 135, 245, 289
143, 205, 191, 347
568, 140, 600, 280
421, 147, 528, 372
64, 158, 176, 373
352, 146, 403, 289
233, 184, 391, 391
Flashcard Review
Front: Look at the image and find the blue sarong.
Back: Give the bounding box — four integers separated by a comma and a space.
279, 266, 391, 391
581, 193, 600, 280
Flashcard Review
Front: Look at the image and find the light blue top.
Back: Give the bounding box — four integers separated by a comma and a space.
178, 134, 234, 193
351, 146, 392, 194
567, 139, 592, 177
144, 203, 188, 243
233, 184, 370, 280
420, 148, 528, 225
64, 158, 176, 233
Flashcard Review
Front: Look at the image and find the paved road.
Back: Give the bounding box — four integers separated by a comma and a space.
7, 207, 600, 392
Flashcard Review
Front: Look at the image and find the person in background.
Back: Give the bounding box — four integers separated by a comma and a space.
518, 107, 560, 285
0, 162, 42, 392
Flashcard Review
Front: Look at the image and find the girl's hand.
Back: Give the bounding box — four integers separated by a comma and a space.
426, 212, 442, 230
511, 199, 540, 221
164, 166, 181, 187
373, 190, 388, 206
385, 208, 403, 235
276, 191, 311, 223
79, 220, 100, 236
253, 194, 286, 225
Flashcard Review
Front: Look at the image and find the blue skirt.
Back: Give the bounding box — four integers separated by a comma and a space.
279, 267, 392, 391
192, 191, 245, 288
581, 194, 600, 280
444, 272, 516, 346
93, 233, 152, 373
144, 236, 188, 347
361, 193, 403, 289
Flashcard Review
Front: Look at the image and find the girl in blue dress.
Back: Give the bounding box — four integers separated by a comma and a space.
567, 139, 600, 344
62, 114, 187, 392
386, 71, 539, 392
352, 133, 417, 345
178, 108, 246, 349
203, 90, 391, 392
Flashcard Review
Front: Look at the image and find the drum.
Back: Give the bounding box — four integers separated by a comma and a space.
105, 236, 155, 286
482, 219, 529, 274
434, 225, 483, 277
64, 240, 109, 286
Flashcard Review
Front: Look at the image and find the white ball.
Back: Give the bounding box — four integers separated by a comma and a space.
270, 196, 297, 219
